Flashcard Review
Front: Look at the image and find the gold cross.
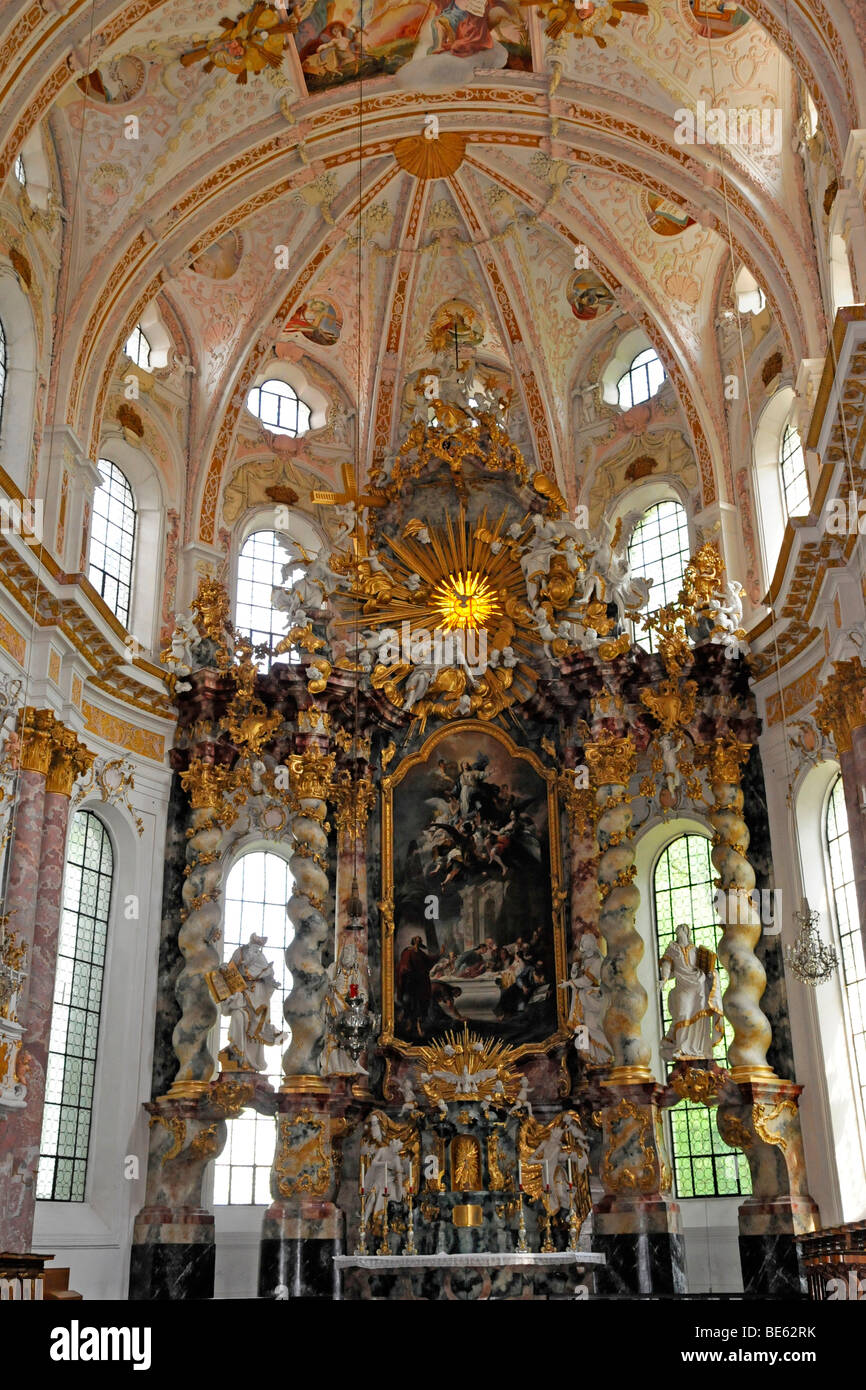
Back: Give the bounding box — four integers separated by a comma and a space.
310, 461, 385, 508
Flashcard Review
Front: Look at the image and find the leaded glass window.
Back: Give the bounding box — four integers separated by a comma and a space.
213, 851, 294, 1205
780, 423, 809, 518
246, 379, 311, 437
654, 833, 752, 1198
617, 347, 665, 410
235, 529, 302, 672
627, 500, 691, 654
825, 775, 866, 1122
36, 811, 113, 1202
88, 458, 136, 628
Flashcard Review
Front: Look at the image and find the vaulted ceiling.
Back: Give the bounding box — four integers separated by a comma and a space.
3, 0, 864, 559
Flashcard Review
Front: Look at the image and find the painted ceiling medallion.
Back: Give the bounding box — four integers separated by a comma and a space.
519, 0, 648, 44
394, 132, 468, 181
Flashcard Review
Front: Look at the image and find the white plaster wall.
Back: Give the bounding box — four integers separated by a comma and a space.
32, 756, 171, 1299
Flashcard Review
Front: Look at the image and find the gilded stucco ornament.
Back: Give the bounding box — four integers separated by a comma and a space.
271, 360, 651, 728
814, 656, 866, 754
415, 1026, 522, 1107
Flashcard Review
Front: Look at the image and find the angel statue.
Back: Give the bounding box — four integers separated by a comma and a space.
659, 923, 725, 1061
360, 1111, 417, 1225
520, 1111, 591, 1217
707, 579, 747, 660
215, 934, 286, 1073
560, 933, 613, 1066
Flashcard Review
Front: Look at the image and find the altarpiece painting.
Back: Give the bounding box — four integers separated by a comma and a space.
380, 722, 567, 1053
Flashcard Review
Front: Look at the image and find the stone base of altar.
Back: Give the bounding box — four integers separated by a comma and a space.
257, 1199, 343, 1299
336, 1252, 605, 1300
129, 1208, 216, 1301
592, 1198, 687, 1295
737, 1197, 820, 1298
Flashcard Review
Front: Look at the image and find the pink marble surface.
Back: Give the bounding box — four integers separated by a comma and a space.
0, 787, 69, 1252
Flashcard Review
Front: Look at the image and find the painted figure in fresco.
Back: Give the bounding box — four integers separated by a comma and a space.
659, 923, 725, 1061
566, 270, 616, 322
219, 935, 286, 1073
397, 935, 439, 1037
561, 932, 612, 1066
430, 0, 493, 55
283, 297, 343, 346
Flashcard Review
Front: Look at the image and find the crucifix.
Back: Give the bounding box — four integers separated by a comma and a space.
310, 460, 385, 510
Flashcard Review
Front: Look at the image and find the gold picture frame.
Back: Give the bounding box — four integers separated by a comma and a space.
379, 719, 569, 1060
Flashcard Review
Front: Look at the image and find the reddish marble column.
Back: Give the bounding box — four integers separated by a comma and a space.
6, 792, 73, 1247
0, 767, 47, 1249
0, 714, 93, 1252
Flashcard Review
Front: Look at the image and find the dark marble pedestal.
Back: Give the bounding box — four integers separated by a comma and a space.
739, 1232, 807, 1298
593, 1196, 687, 1295
129, 1207, 215, 1300
258, 1199, 343, 1299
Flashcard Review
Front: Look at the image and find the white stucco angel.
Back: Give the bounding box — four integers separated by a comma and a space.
526, 1111, 590, 1215
218, 934, 286, 1073
707, 579, 747, 659
659, 923, 725, 1061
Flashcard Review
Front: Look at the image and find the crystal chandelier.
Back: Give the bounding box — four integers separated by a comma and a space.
785, 898, 838, 987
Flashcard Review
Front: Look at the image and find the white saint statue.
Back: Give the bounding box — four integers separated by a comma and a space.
322, 936, 369, 1077
360, 1113, 405, 1224
659, 923, 725, 1061
561, 933, 613, 1066
218, 934, 286, 1073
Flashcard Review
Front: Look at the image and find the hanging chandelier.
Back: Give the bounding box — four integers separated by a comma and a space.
785, 898, 838, 987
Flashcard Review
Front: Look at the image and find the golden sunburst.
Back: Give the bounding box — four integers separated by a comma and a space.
431, 570, 499, 631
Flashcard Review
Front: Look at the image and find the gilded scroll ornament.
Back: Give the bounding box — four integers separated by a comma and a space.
274, 1109, 332, 1197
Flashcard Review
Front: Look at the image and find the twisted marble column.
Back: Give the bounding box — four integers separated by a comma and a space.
696, 737, 773, 1079
283, 751, 335, 1082
585, 731, 650, 1078
170, 764, 236, 1097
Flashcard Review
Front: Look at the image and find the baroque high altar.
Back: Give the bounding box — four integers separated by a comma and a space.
130, 362, 817, 1302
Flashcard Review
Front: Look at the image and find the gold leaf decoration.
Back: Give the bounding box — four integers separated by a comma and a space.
394, 133, 468, 182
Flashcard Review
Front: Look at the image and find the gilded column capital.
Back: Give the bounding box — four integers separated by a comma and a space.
180, 759, 238, 814
331, 770, 376, 850
46, 727, 96, 797
289, 750, 336, 802
18, 707, 57, 776
585, 731, 636, 788
694, 734, 751, 785
814, 657, 866, 754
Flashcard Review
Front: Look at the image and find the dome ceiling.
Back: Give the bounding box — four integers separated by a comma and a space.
3, 0, 864, 558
